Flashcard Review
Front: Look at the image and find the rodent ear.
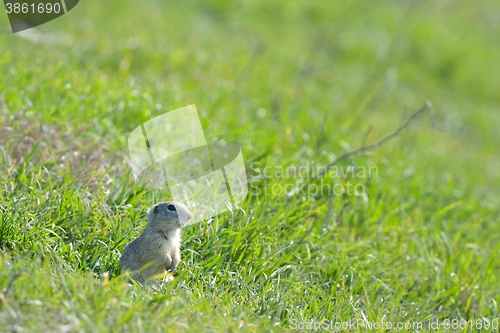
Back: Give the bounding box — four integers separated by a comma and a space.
154, 205, 159, 214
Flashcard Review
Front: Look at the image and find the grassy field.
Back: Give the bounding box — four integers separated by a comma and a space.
1, 0, 500, 331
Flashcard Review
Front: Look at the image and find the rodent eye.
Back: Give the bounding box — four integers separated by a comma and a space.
167, 204, 176, 211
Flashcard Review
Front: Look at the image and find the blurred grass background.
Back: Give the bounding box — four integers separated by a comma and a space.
1, 0, 500, 331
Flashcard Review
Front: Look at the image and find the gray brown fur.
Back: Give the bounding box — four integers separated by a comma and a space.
119, 201, 193, 285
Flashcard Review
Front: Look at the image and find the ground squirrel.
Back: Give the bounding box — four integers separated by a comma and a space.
119, 201, 193, 285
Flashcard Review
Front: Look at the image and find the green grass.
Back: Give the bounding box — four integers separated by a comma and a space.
1, 0, 500, 331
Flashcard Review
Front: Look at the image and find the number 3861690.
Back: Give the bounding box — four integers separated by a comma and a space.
5, 2, 61, 14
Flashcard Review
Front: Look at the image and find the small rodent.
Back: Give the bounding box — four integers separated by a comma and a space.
119, 201, 193, 285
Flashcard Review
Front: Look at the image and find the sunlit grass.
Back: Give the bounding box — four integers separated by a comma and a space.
1, 0, 500, 331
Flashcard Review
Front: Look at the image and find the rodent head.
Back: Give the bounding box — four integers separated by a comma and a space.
146, 201, 193, 231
